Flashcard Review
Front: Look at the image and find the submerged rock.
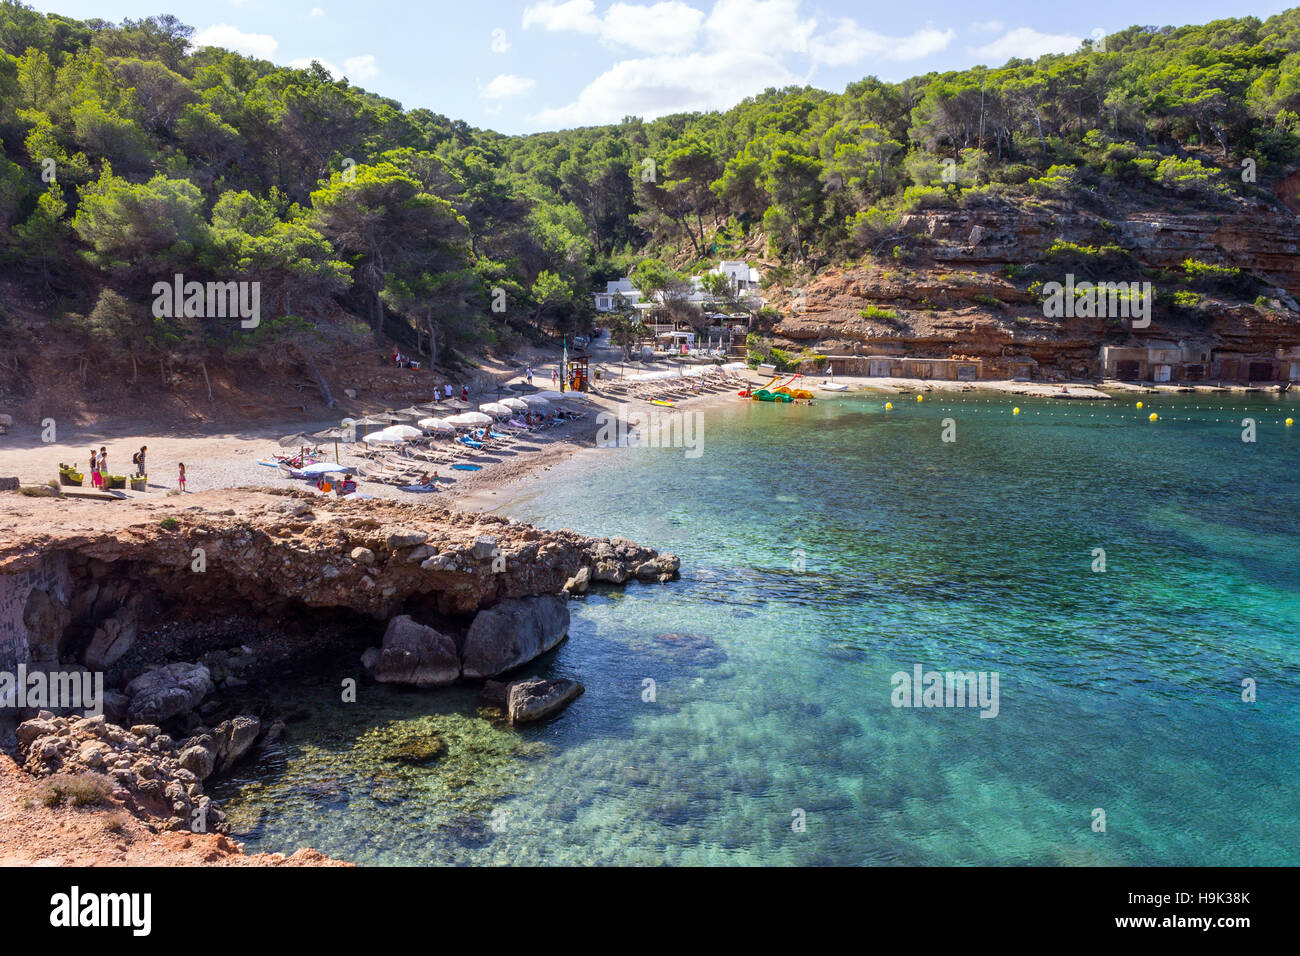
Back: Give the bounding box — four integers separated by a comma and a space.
506, 678, 584, 725
461, 594, 570, 680
380, 735, 448, 764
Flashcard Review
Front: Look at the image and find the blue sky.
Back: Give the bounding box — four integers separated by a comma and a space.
30, 0, 1298, 133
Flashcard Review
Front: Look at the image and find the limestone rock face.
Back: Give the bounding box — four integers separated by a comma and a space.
372, 615, 460, 687
564, 566, 591, 594
461, 594, 570, 680
84, 605, 138, 670
209, 716, 261, 774
23, 589, 72, 665
505, 678, 584, 724
124, 663, 213, 724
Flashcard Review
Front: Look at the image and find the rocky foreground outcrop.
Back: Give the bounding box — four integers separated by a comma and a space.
14, 710, 279, 833
0, 490, 679, 676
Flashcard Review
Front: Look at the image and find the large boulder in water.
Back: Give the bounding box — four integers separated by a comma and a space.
506, 678, 584, 725
372, 615, 461, 687
461, 594, 570, 679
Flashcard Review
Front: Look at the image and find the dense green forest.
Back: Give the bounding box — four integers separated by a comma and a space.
2, 1, 1299, 369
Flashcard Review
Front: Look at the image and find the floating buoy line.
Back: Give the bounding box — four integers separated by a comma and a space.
850, 395, 1299, 427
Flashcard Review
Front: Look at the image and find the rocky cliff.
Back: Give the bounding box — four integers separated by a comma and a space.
763, 190, 1300, 375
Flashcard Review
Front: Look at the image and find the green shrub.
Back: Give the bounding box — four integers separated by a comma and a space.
1028, 164, 1080, 196
159, 517, 179, 530
848, 206, 902, 243
1153, 156, 1230, 197
973, 294, 1004, 309
898, 184, 951, 212
858, 305, 899, 321
1172, 290, 1204, 308
38, 773, 113, 808
1183, 258, 1240, 279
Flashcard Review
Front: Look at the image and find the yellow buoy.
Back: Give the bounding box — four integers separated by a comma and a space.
916, 395, 923, 402
1287, 418, 1294, 426
1013, 407, 1020, 415
885, 402, 893, 410
1148, 412, 1158, 422
1136, 401, 1144, 409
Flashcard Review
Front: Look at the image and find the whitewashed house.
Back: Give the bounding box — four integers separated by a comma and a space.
593, 261, 764, 314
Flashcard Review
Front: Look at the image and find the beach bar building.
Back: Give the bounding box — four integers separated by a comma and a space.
1211, 349, 1291, 383
1100, 342, 1212, 382
823, 354, 987, 380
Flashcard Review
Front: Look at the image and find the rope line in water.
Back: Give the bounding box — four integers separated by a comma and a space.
855, 395, 1296, 427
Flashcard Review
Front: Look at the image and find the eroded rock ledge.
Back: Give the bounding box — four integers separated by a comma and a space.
0, 488, 680, 674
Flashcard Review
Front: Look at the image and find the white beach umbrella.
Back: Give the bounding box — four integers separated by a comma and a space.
521, 395, 550, 407
418, 417, 455, 431
501, 397, 529, 411
534, 390, 566, 400
366, 424, 421, 443
479, 402, 513, 417
446, 412, 492, 427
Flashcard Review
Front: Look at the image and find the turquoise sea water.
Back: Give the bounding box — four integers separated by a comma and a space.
213, 391, 1300, 865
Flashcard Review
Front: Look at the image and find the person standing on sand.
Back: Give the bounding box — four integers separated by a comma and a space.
550, 368, 557, 385
135, 446, 147, 477
178, 462, 187, 492
89, 449, 100, 489
526, 366, 533, 385
461, 384, 469, 402
444, 383, 452, 400
99, 447, 108, 478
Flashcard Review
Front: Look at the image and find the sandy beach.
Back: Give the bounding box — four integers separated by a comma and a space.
7, 364, 1279, 512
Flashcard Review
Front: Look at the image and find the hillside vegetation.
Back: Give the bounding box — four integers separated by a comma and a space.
2, 2, 1300, 381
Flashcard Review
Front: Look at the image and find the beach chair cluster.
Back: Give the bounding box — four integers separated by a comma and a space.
348, 405, 591, 492
600, 363, 748, 403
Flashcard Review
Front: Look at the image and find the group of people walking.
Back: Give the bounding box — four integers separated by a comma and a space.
438, 383, 470, 402
87, 444, 185, 491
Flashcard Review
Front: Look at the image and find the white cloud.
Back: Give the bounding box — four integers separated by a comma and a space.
523, 0, 703, 52
522, 0, 602, 34
975, 27, 1082, 62
290, 56, 343, 78
193, 24, 278, 59
482, 73, 537, 100
603, 2, 704, 54
705, 0, 816, 56
534, 48, 797, 126
810, 22, 953, 65
970, 19, 1003, 34
311, 7, 325, 16
344, 54, 379, 80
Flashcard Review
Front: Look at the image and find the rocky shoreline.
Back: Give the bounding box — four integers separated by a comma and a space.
0, 488, 679, 862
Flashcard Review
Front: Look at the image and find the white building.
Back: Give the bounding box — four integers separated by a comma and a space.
593, 261, 764, 313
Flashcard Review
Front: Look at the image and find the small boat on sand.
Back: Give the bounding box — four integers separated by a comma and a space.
819, 382, 849, 392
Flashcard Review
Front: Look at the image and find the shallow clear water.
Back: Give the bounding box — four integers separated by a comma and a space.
214, 390, 1300, 865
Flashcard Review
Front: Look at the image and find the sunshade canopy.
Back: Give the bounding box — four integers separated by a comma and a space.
365, 424, 422, 442
445, 412, 492, 426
